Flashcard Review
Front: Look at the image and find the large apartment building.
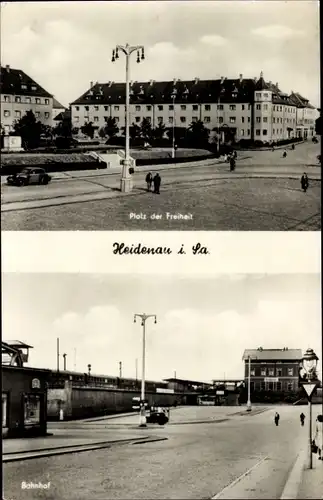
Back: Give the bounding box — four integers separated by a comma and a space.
242, 347, 302, 393
0, 65, 54, 133
70, 72, 316, 143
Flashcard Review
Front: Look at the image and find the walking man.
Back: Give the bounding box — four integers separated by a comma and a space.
153, 173, 161, 194
274, 412, 280, 426
300, 172, 309, 192
300, 412, 305, 426
145, 172, 153, 191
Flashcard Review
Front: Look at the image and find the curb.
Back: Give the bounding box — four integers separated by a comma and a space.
280, 450, 306, 499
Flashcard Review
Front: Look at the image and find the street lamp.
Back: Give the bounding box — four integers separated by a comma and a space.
63, 353, 67, 371
171, 87, 177, 159
302, 348, 318, 469
134, 313, 157, 427
216, 77, 226, 154
112, 44, 145, 193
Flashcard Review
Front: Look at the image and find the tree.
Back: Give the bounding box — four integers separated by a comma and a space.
81, 121, 96, 139
165, 126, 187, 146
98, 127, 106, 139
13, 110, 43, 149
153, 121, 166, 142
54, 115, 72, 139
188, 120, 210, 146
140, 118, 153, 143
104, 117, 119, 140
122, 123, 140, 142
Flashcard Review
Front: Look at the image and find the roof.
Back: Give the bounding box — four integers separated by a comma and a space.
0, 65, 53, 98
70, 77, 260, 106
242, 348, 303, 361
3, 340, 33, 349
54, 109, 71, 121
53, 97, 65, 109
163, 378, 212, 386
2, 365, 51, 374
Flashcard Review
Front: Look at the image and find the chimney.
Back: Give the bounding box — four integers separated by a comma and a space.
5, 65, 10, 72
149, 79, 155, 86
90, 81, 93, 88
109, 81, 113, 87
239, 74, 243, 82
260, 70, 263, 79
194, 77, 200, 85
173, 78, 177, 86
276, 82, 279, 88
254, 77, 257, 82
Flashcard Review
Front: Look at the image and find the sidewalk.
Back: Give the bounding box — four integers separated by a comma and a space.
297, 457, 323, 499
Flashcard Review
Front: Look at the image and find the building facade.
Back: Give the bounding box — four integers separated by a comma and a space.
0, 65, 54, 134
242, 347, 302, 393
70, 72, 316, 143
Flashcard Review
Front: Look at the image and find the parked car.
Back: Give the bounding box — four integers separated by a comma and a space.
146, 407, 169, 425
7, 167, 52, 186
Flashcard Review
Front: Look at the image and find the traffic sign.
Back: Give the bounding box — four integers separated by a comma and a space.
302, 383, 317, 398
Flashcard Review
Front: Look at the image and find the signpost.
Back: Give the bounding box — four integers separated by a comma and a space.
302, 381, 318, 469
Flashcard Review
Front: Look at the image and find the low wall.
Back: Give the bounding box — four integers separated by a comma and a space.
47, 384, 184, 420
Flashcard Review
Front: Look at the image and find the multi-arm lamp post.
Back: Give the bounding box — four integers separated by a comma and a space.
302, 348, 318, 469
134, 313, 157, 427
112, 44, 145, 193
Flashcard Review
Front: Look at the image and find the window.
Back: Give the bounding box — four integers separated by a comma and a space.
115, 117, 119, 123
84, 116, 89, 122
169, 117, 174, 124
241, 129, 244, 136
261, 368, 266, 376
104, 116, 109, 122
256, 92, 261, 98
218, 116, 223, 123
158, 105, 163, 111
4, 110, 10, 117
145, 116, 151, 123
158, 117, 163, 123
248, 117, 250, 122
35, 112, 40, 118
276, 382, 282, 391
242, 117, 245, 123
135, 116, 140, 122
250, 368, 255, 376
276, 368, 282, 377
273, 117, 276, 123
85, 106, 89, 111
45, 99, 49, 105
192, 117, 197, 122
268, 382, 274, 390
217, 104, 223, 110
205, 105, 211, 111
104, 106, 108, 111
4, 96, 10, 102
268, 368, 274, 376
94, 106, 99, 111
263, 130, 267, 135
263, 117, 268, 123
264, 93, 269, 98
21, 84, 27, 90
204, 116, 210, 123
114, 106, 119, 111
35, 98, 41, 104
256, 117, 261, 123
94, 116, 99, 122
263, 104, 268, 111
256, 104, 261, 110
273, 129, 275, 135
75, 117, 80, 122
260, 381, 266, 390
247, 129, 250, 135
229, 117, 236, 123
135, 105, 141, 111
181, 105, 186, 110
25, 97, 31, 104
242, 104, 245, 110
288, 368, 293, 376
180, 117, 186, 123
146, 105, 152, 111
287, 382, 294, 391
192, 105, 198, 111
31, 85, 37, 91
15, 96, 21, 103
75, 106, 80, 111
14, 110, 21, 119
44, 112, 50, 119
248, 104, 251, 110
229, 105, 236, 111
273, 106, 276, 111
169, 105, 174, 111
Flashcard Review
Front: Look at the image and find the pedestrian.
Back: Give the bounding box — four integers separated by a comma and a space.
145, 172, 153, 191
230, 156, 236, 171
283, 150, 287, 158
153, 173, 161, 194
291, 144, 295, 150
300, 412, 305, 426
274, 412, 280, 426
300, 172, 309, 192
313, 415, 323, 460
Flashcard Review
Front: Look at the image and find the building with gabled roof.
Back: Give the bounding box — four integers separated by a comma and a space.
70, 71, 316, 143
242, 347, 302, 393
0, 64, 54, 134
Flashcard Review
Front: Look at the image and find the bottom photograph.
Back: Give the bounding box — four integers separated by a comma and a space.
2, 273, 322, 500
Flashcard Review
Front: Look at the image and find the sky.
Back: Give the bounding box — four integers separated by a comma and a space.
0, 1, 320, 108
2, 273, 321, 382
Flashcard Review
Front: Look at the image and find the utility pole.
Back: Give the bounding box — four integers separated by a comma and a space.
119, 361, 122, 378
57, 338, 60, 372
63, 353, 67, 371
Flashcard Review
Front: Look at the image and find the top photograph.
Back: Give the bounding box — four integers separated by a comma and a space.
0, 1, 320, 231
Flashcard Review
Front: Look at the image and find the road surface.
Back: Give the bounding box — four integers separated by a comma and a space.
3, 405, 322, 500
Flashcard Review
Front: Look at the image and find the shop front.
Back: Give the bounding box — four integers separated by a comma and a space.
2, 365, 50, 438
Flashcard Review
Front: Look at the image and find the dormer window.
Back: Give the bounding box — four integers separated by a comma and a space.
31, 85, 37, 91
21, 84, 27, 90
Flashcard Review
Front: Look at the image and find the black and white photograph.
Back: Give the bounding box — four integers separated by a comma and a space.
0, 1, 321, 230
2, 272, 322, 500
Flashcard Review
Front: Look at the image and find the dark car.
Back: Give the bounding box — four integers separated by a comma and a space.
146, 407, 169, 425
7, 167, 52, 187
